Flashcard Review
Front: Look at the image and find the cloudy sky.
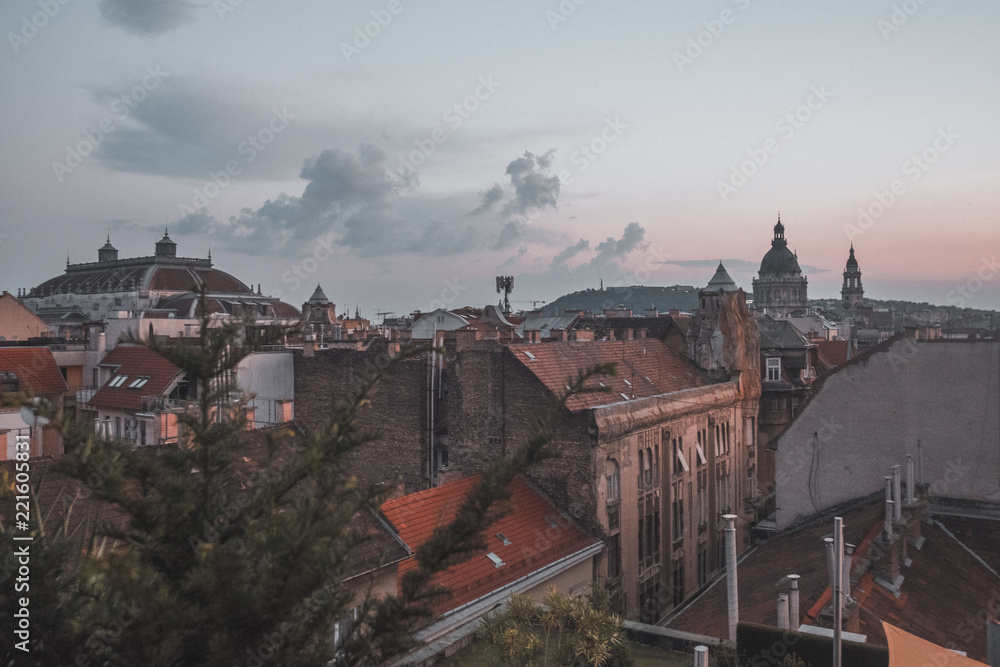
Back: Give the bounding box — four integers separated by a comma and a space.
2, 0, 998, 314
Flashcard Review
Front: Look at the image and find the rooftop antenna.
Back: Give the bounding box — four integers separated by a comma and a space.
495, 275, 514, 314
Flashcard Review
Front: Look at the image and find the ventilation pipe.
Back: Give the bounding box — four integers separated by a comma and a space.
787, 574, 800, 629
906, 455, 916, 505
842, 543, 854, 597
884, 477, 894, 537
723, 514, 739, 641
918, 439, 924, 485
694, 645, 709, 667
824, 538, 835, 598
833, 516, 844, 667
892, 465, 902, 521
777, 593, 789, 629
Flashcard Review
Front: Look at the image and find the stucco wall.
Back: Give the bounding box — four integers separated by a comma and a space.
775, 340, 1000, 529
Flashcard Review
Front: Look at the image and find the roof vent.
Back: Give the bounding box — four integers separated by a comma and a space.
523, 350, 536, 361
544, 515, 559, 529
496, 532, 511, 546
487, 552, 504, 568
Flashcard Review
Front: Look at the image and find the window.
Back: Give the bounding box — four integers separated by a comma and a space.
333, 607, 359, 647
717, 462, 731, 515
672, 556, 686, 606
766, 357, 781, 381
697, 543, 709, 587
139, 419, 146, 446
645, 447, 654, 486
606, 458, 620, 503
607, 533, 622, 578
128, 376, 149, 389
696, 430, 707, 466
640, 577, 661, 624
673, 438, 688, 475
638, 450, 644, 490
672, 481, 684, 541
108, 374, 128, 388
608, 506, 620, 532
697, 470, 708, 529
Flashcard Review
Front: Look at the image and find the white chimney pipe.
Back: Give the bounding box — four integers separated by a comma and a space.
884, 477, 894, 537
787, 574, 801, 630
918, 439, 924, 485
833, 517, 844, 667
694, 645, 709, 667
777, 593, 790, 629
723, 514, 739, 641
892, 465, 902, 521
824, 537, 835, 597
906, 455, 915, 505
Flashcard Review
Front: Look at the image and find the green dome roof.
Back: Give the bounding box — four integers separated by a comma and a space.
759, 218, 801, 275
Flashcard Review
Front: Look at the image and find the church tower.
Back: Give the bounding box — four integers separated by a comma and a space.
751, 215, 808, 317
841, 244, 864, 310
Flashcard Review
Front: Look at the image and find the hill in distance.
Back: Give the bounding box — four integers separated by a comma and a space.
541, 285, 699, 316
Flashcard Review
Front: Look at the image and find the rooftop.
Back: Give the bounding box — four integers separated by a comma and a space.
88, 344, 183, 412
0, 346, 68, 395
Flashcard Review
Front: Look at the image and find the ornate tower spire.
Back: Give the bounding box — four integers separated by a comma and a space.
841, 244, 864, 310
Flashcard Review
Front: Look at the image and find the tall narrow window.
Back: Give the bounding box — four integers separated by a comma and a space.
766, 357, 781, 381
606, 458, 620, 503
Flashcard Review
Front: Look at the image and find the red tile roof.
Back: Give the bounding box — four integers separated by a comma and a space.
0, 347, 67, 395
509, 339, 710, 411
814, 339, 849, 367
89, 345, 182, 412
381, 475, 597, 615
667, 501, 1000, 662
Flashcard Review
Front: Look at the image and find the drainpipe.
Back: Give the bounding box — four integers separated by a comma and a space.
723, 514, 739, 642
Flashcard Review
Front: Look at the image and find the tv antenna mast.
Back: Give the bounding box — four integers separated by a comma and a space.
496, 275, 514, 315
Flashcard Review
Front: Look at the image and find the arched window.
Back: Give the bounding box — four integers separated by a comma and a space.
606, 458, 620, 503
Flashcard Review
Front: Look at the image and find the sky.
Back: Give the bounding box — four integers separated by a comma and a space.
2, 0, 999, 316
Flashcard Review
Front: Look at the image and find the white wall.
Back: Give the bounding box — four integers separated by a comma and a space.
775, 340, 1000, 529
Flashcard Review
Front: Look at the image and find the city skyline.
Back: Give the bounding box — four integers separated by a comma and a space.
2, 1, 998, 313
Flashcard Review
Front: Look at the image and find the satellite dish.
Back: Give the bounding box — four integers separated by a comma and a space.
20, 406, 49, 428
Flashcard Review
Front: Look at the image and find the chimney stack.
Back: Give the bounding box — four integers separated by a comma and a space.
723, 514, 739, 641
892, 465, 902, 521
884, 477, 894, 538
906, 455, 915, 505
777, 593, 790, 629
787, 574, 800, 629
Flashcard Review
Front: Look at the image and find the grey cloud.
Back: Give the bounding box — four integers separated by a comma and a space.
99, 0, 198, 35
550, 239, 589, 271
501, 150, 561, 217
595, 222, 645, 259
471, 183, 504, 215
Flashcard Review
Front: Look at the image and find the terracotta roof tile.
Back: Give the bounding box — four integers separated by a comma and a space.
508, 339, 710, 411
88, 345, 182, 412
381, 475, 596, 614
0, 347, 68, 395
814, 340, 849, 367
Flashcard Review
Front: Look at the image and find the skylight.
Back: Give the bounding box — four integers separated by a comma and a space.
619, 393, 631, 401
523, 350, 536, 360
108, 374, 128, 388
487, 552, 504, 568
623, 379, 632, 386
496, 532, 511, 546
128, 377, 149, 389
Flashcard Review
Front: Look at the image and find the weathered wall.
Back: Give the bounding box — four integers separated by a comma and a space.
294, 348, 429, 492
775, 340, 1000, 529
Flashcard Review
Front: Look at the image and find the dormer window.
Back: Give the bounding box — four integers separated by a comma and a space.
766, 357, 781, 382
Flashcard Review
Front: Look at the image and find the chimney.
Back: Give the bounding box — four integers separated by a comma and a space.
569, 329, 593, 342
777, 593, 789, 629
906, 455, 915, 505
526, 329, 541, 343
787, 574, 801, 629
892, 465, 902, 521
644, 307, 659, 318
636, 328, 647, 339
623, 328, 633, 340
551, 329, 568, 341
669, 308, 682, 317
303, 337, 315, 358
723, 514, 739, 641
884, 477, 894, 538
